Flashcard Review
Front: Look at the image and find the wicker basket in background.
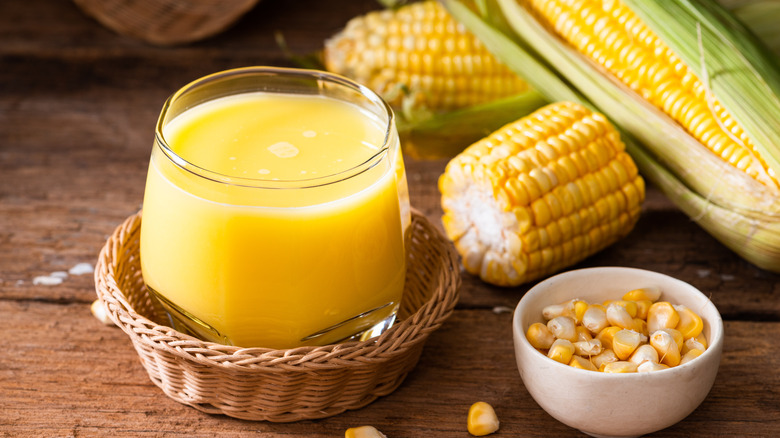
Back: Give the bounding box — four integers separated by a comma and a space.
94, 209, 461, 421
73, 0, 260, 45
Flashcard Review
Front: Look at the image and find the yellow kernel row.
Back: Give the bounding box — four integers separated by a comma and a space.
526, 288, 708, 372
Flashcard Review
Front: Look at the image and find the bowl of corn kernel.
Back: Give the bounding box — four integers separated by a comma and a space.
513, 267, 723, 437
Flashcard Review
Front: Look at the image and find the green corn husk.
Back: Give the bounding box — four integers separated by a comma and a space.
443, 0, 780, 271
396, 89, 547, 159
725, 0, 780, 56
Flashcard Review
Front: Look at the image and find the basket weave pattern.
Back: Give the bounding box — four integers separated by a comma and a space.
73, 0, 259, 46
94, 210, 461, 421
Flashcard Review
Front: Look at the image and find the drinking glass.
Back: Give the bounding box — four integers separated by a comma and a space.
139, 67, 410, 349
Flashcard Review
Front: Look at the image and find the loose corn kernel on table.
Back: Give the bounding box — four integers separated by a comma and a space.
2, 0, 779, 436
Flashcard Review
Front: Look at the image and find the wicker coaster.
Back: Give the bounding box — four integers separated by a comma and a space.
94, 209, 461, 422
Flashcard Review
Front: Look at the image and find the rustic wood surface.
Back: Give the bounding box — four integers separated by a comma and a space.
2, 0, 779, 436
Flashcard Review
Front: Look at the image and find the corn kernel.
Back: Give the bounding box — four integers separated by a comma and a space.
659, 328, 685, 351
90, 299, 114, 326
535, 288, 708, 373
573, 339, 603, 357
591, 348, 619, 369
633, 299, 653, 320
693, 332, 708, 349
622, 287, 661, 302
606, 302, 634, 329
542, 300, 573, 320
575, 325, 593, 342
674, 304, 704, 339
526, 322, 555, 349
345, 426, 387, 438
467, 401, 500, 436
547, 339, 575, 364
595, 326, 621, 351
647, 302, 680, 334
631, 317, 648, 336
637, 361, 669, 372
582, 306, 609, 335
679, 348, 705, 365
569, 355, 598, 371
650, 330, 681, 367
602, 361, 638, 373
628, 344, 659, 365
547, 316, 578, 342
612, 329, 643, 360
681, 337, 707, 355
572, 299, 589, 323
613, 300, 639, 317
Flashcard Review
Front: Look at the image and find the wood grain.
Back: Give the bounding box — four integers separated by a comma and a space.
1, 0, 779, 436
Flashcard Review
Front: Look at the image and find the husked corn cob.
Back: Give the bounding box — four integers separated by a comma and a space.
523, 0, 778, 189
324, 1, 528, 112
439, 102, 644, 286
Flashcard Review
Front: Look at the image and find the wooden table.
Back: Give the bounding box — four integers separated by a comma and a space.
2, 0, 779, 436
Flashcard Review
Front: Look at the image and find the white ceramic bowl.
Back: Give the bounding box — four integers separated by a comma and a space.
513, 267, 723, 438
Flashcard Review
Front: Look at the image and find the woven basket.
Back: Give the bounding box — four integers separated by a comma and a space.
73, 0, 260, 46
94, 209, 461, 422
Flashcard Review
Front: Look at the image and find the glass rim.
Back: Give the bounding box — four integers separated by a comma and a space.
153, 66, 396, 190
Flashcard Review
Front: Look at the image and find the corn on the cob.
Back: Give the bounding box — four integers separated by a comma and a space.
324, 0, 546, 159
524, 0, 777, 189
444, 0, 780, 271
324, 1, 529, 112
439, 101, 643, 286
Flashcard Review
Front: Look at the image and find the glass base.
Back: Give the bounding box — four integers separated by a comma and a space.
147, 286, 399, 348
148, 286, 231, 345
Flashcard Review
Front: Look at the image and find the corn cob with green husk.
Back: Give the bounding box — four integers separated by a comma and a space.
442, 0, 780, 272
323, 0, 547, 158
725, 0, 780, 56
